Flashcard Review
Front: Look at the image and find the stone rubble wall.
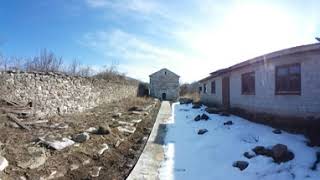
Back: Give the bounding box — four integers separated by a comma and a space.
0, 71, 138, 117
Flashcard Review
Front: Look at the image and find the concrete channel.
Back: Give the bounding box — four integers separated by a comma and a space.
127, 101, 172, 180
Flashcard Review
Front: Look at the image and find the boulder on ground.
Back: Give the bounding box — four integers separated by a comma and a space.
194, 115, 201, 121
272, 129, 282, 134
224, 121, 233, 125
179, 98, 193, 104
205, 107, 221, 114
253, 144, 295, 163
271, 144, 294, 163
96, 125, 111, 135
252, 146, 272, 156
233, 161, 249, 171
72, 132, 90, 143
197, 129, 208, 135
200, 114, 209, 120
0, 156, 9, 171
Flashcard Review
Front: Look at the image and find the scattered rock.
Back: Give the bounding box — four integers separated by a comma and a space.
192, 104, 201, 109
179, 98, 193, 104
39, 138, 75, 151
131, 119, 142, 124
115, 140, 122, 148
118, 126, 136, 135
271, 144, 294, 163
130, 111, 143, 115
47, 170, 65, 179
85, 127, 97, 133
96, 125, 111, 135
98, 144, 109, 155
205, 107, 221, 114
253, 144, 294, 163
82, 159, 91, 165
0, 156, 9, 171
17, 147, 47, 169
233, 161, 249, 171
70, 164, 79, 171
243, 151, 256, 159
252, 146, 272, 156
272, 129, 282, 134
200, 114, 209, 120
72, 132, 90, 143
90, 166, 102, 178
219, 112, 230, 116
198, 129, 208, 135
112, 113, 122, 118
194, 115, 201, 121
224, 121, 233, 125
128, 106, 143, 112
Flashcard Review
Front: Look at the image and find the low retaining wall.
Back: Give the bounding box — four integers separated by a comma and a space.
0, 71, 138, 117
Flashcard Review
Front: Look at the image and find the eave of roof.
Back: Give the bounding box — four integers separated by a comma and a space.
209, 43, 320, 78
149, 68, 180, 78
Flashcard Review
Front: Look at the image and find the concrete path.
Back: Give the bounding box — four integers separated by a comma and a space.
127, 101, 172, 180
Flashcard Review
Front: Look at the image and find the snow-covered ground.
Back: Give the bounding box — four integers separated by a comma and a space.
159, 103, 320, 180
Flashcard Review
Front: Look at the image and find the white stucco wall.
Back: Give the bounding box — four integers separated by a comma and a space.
200, 77, 223, 106
200, 50, 320, 118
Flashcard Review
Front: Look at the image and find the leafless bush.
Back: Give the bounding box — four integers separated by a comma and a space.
0, 49, 128, 81
94, 65, 126, 82
25, 49, 63, 72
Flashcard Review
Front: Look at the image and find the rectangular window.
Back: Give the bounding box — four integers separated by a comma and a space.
211, 81, 216, 94
199, 86, 202, 93
241, 72, 255, 95
275, 63, 301, 95
203, 83, 207, 94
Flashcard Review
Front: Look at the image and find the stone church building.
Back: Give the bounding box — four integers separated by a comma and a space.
149, 68, 180, 100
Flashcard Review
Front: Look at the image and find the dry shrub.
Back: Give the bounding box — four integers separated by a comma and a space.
180, 92, 200, 102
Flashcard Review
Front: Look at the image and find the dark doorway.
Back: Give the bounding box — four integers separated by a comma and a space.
162, 93, 166, 100
222, 76, 230, 110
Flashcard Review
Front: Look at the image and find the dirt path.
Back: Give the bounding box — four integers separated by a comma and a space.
127, 101, 172, 180
0, 97, 160, 180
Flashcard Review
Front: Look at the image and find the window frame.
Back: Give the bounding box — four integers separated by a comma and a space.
241, 71, 255, 95
211, 80, 216, 94
275, 63, 301, 95
203, 83, 207, 94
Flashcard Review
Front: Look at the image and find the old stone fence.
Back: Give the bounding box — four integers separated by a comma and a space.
0, 71, 139, 117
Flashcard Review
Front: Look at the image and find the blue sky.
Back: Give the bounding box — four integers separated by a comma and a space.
0, 0, 319, 82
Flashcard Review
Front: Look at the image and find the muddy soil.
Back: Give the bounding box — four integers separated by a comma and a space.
0, 97, 160, 180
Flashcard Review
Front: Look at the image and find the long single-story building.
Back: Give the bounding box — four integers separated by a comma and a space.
199, 43, 320, 118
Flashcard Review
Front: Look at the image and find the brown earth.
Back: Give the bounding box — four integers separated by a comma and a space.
0, 97, 160, 180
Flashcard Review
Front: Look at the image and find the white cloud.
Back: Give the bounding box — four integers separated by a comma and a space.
81, 0, 320, 82
80, 29, 203, 82
85, 0, 159, 14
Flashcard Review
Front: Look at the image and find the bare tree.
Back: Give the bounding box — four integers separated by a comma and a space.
77, 66, 93, 77
25, 49, 63, 72
67, 59, 81, 76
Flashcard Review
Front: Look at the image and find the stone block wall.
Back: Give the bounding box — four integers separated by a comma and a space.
0, 71, 138, 117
